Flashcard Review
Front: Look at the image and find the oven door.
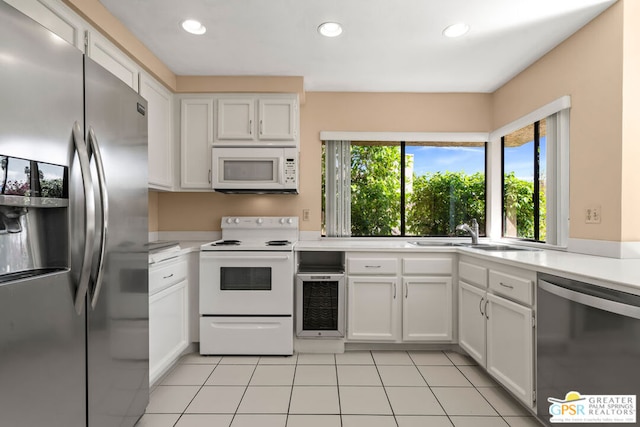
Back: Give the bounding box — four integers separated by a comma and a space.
200, 251, 293, 315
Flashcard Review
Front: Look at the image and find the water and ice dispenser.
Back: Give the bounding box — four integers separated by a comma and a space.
0, 154, 69, 276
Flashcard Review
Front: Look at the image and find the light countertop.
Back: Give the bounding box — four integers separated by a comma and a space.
296, 239, 640, 296
150, 238, 640, 296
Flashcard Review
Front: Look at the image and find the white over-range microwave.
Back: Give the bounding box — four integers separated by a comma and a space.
212, 146, 299, 194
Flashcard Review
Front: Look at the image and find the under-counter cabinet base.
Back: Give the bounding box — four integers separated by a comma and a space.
458, 256, 535, 409
345, 253, 454, 343
199, 316, 293, 355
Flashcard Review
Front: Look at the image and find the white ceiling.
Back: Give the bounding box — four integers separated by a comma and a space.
99, 0, 617, 93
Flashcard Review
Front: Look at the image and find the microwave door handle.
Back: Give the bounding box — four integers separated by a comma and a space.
279, 157, 285, 185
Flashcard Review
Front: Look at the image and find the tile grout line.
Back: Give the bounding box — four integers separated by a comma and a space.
170, 355, 222, 427
371, 351, 400, 427
411, 350, 455, 427
285, 356, 299, 427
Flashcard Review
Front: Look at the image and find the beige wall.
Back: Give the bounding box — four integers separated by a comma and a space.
157, 92, 492, 232
621, 0, 640, 241
492, 1, 624, 242
148, 191, 158, 231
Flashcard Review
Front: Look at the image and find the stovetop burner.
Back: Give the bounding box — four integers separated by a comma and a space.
212, 240, 241, 246
266, 240, 291, 246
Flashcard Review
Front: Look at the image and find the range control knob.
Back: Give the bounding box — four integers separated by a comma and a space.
225, 218, 233, 224
287, 218, 293, 224
257, 218, 263, 224
234, 218, 240, 224
279, 218, 286, 224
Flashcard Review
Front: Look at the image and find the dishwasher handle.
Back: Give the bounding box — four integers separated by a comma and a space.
539, 279, 640, 320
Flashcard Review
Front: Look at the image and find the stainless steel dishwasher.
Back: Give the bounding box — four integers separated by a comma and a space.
537, 273, 640, 426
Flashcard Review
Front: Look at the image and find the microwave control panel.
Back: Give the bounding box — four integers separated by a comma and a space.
284, 157, 297, 183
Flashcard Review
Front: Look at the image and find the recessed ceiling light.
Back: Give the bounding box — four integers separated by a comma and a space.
442, 23, 470, 38
181, 19, 206, 35
318, 22, 343, 38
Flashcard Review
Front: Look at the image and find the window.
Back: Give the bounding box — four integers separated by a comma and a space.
323, 140, 486, 237
502, 119, 546, 241
499, 107, 569, 246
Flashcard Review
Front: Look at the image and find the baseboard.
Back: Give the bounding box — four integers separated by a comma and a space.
568, 238, 640, 258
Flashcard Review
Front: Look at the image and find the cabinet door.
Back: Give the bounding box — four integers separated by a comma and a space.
458, 281, 486, 366
86, 30, 139, 91
347, 277, 399, 341
4, 0, 85, 50
216, 98, 255, 141
140, 73, 172, 189
402, 277, 452, 341
149, 280, 189, 385
258, 98, 296, 140
486, 293, 534, 408
181, 98, 213, 189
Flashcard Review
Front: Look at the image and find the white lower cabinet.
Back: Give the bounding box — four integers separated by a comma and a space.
458, 280, 487, 364
402, 276, 452, 341
346, 253, 453, 343
347, 276, 399, 341
458, 257, 535, 409
149, 258, 189, 385
486, 293, 534, 407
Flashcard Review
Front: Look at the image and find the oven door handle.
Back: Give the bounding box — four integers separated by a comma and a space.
216, 255, 291, 261
539, 279, 640, 320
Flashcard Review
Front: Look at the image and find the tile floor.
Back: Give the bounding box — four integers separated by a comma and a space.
136, 350, 543, 427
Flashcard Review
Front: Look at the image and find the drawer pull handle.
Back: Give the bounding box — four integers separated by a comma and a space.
365, 265, 381, 268
499, 282, 514, 289
163, 273, 174, 279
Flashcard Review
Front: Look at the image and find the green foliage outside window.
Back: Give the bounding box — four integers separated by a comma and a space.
350, 145, 401, 236
503, 172, 546, 240
406, 171, 485, 236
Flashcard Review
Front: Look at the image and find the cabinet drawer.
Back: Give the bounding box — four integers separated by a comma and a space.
149, 258, 187, 296
348, 258, 398, 275
403, 258, 452, 275
459, 261, 487, 288
489, 270, 533, 305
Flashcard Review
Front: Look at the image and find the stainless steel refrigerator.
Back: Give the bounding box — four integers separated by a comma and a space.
0, 2, 149, 426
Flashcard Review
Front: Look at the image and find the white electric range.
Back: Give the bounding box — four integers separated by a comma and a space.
199, 216, 298, 355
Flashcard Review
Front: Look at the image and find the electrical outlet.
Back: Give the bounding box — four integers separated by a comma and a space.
302, 209, 310, 221
585, 206, 601, 224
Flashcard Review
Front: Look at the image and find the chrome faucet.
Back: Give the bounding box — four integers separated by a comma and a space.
456, 219, 479, 245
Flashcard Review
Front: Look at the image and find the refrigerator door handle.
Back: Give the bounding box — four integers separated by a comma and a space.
87, 127, 109, 309
72, 121, 96, 314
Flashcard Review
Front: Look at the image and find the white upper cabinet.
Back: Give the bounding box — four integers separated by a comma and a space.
258, 98, 297, 140
5, 0, 142, 92
140, 72, 173, 189
86, 30, 139, 92
4, 0, 86, 50
214, 94, 298, 146
180, 97, 214, 189
215, 98, 255, 141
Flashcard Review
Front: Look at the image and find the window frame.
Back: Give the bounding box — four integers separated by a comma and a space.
489, 96, 570, 248
321, 133, 489, 238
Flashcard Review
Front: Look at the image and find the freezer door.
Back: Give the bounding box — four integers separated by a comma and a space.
0, 270, 86, 427
84, 57, 149, 427
0, 3, 86, 427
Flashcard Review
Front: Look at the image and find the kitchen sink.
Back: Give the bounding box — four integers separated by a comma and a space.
457, 243, 539, 251
409, 241, 460, 247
